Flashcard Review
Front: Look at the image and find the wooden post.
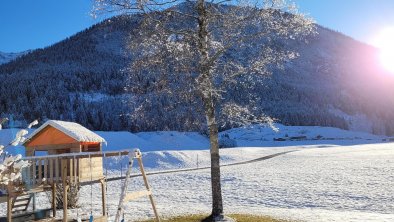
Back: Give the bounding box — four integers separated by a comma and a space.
69, 158, 74, 184
32, 160, 36, 186
44, 159, 48, 185
61, 159, 68, 222
55, 158, 59, 183
33, 194, 36, 212
49, 158, 54, 184
52, 184, 57, 217
137, 156, 160, 222
38, 159, 42, 184
7, 185, 12, 222
100, 179, 107, 216
114, 153, 134, 222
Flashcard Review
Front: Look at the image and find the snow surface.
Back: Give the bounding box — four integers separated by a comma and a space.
98, 124, 386, 153
1, 145, 392, 222
1, 124, 393, 221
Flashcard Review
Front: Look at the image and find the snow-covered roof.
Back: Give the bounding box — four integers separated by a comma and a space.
24, 120, 106, 144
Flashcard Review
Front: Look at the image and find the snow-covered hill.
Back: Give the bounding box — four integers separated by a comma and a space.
1, 124, 387, 159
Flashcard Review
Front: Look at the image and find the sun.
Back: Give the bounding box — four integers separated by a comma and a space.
373, 27, 394, 73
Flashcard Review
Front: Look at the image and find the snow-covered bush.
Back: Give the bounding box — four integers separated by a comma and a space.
0, 118, 38, 191
218, 134, 237, 148
56, 182, 81, 209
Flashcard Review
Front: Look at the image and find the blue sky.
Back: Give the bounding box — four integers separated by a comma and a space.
1, 0, 394, 52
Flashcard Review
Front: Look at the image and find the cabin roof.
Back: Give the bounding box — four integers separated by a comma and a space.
24, 120, 106, 145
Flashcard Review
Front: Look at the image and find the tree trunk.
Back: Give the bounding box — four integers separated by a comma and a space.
204, 96, 224, 218
196, 0, 224, 219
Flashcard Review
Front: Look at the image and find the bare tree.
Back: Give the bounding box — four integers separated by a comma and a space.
93, 0, 314, 220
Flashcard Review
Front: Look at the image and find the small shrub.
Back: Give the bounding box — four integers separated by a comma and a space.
55, 182, 81, 209
219, 135, 237, 148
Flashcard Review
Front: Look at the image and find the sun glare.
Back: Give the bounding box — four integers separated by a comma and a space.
374, 27, 394, 73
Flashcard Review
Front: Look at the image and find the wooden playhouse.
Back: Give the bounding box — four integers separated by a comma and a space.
0, 120, 108, 222
1, 120, 160, 222
23, 120, 107, 182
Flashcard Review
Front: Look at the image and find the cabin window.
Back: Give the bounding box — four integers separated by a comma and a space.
82, 143, 100, 152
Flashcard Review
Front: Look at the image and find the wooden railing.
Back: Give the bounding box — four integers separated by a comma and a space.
1, 150, 133, 193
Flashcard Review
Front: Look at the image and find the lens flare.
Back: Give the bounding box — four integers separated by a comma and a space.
374, 27, 394, 73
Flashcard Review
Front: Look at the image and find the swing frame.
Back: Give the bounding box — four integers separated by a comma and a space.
114, 149, 161, 222
1, 149, 159, 222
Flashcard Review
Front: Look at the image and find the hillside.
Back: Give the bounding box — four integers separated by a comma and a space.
2, 124, 386, 157
1, 3, 394, 134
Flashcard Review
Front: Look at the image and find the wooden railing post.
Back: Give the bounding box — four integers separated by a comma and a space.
32, 160, 36, 186
61, 159, 68, 222
100, 179, 107, 217
52, 184, 57, 217
38, 159, 42, 184
49, 158, 54, 184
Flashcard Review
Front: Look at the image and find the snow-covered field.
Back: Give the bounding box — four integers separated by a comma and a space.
1, 125, 393, 221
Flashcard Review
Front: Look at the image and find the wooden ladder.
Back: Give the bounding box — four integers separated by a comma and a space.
11, 194, 33, 214
114, 149, 160, 222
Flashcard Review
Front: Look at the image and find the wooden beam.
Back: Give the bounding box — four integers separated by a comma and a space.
69, 158, 73, 184
33, 194, 36, 212
61, 159, 68, 222
32, 161, 36, 186
38, 159, 42, 184
26, 143, 81, 152
43, 159, 48, 185
137, 157, 160, 222
100, 179, 107, 217
124, 190, 152, 202
55, 158, 59, 183
49, 159, 53, 184
52, 184, 56, 218
74, 158, 78, 183
7, 193, 12, 222
91, 215, 107, 222
23, 150, 131, 161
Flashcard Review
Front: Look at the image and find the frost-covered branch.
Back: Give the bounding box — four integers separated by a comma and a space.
0, 119, 38, 187
221, 103, 278, 131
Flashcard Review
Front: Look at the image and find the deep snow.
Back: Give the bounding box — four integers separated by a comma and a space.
0, 124, 393, 222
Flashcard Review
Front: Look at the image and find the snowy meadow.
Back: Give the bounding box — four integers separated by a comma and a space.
0, 125, 393, 222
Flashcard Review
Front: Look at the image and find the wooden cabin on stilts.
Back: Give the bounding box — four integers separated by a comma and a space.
0, 120, 160, 222
1, 120, 107, 222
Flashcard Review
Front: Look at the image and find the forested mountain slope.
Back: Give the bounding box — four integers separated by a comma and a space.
0, 51, 29, 64
1, 4, 393, 134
